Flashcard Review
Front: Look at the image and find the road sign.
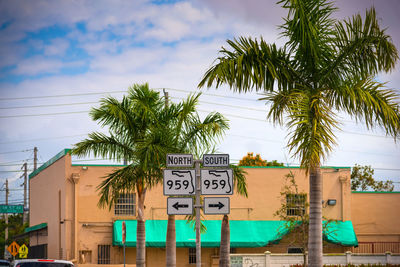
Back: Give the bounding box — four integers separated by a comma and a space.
166, 154, 193, 167
201, 169, 233, 195
167, 197, 193, 215
7, 241, 20, 257
19, 244, 28, 258
203, 154, 229, 167
204, 197, 230, 214
0, 205, 24, 214
163, 169, 196, 195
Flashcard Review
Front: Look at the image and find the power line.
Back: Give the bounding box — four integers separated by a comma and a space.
0, 101, 98, 110
0, 134, 89, 144
0, 110, 89, 118
0, 149, 33, 155
0, 90, 127, 101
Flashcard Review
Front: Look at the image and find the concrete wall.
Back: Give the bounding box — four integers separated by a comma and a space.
29, 152, 67, 259
230, 252, 400, 267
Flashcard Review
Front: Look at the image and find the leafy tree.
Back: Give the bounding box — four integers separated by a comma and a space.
0, 214, 29, 259
351, 164, 394, 191
238, 152, 284, 166
198, 1, 400, 266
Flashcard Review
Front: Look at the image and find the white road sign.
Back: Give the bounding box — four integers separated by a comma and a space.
203, 154, 229, 167
166, 154, 193, 167
167, 197, 193, 215
201, 169, 233, 195
163, 169, 196, 195
204, 197, 230, 214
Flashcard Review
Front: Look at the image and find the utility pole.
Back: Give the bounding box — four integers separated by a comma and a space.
23, 163, 28, 224
4, 179, 9, 258
33, 147, 38, 171
163, 89, 169, 108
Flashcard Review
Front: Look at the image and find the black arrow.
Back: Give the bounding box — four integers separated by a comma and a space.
208, 202, 224, 210
173, 202, 189, 210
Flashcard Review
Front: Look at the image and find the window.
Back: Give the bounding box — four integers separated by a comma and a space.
98, 245, 110, 264
188, 248, 196, 264
230, 247, 236, 254
286, 193, 306, 216
115, 193, 136, 216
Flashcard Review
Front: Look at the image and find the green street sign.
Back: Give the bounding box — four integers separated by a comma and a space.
0, 205, 24, 214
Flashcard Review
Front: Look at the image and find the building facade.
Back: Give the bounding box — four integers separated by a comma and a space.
24, 149, 399, 266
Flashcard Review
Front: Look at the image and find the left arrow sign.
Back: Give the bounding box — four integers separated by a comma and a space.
167, 197, 193, 215
173, 202, 189, 210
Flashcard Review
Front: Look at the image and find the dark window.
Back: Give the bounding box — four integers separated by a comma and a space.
288, 247, 304, 253
230, 247, 236, 254
115, 193, 136, 216
28, 244, 47, 259
188, 248, 196, 264
286, 193, 306, 216
98, 245, 111, 264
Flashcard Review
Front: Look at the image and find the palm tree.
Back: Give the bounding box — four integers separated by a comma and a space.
198, 1, 400, 266
161, 93, 230, 267
219, 165, 247, 267
71, 83, 175, 267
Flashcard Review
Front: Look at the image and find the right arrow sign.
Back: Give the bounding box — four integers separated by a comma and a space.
203, 197, 230, 215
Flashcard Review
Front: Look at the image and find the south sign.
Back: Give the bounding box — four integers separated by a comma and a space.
203, 154, 229, 167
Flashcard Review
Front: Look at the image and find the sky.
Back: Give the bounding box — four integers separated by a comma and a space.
0, 0, 399, 204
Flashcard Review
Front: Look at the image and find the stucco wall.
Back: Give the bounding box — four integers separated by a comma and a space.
351, 192, 400, 242
29, 153, 67, 259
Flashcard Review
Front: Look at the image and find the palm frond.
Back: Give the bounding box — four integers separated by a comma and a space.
328, 76, 400, 139
71, 132, 133, 162
198, 37, 295, 92
97, 165, 141, 210
323, 7, 398, 84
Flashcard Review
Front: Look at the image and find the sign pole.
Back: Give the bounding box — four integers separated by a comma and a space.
194, 159, 202, 267
122, 221, 126, 267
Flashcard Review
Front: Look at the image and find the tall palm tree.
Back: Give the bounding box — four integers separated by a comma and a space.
219, 165, 247, 267
71, 83, 174, 267
161, 93, 230, 267
199, 1, 400, 266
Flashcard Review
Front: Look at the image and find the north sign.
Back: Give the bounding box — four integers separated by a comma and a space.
163, 169, 196, 195
167, 197, 193, 215
201, 169, 233, 195
203, 197, 230, 215
203, 154, 229, 167
166, 154, 193, 167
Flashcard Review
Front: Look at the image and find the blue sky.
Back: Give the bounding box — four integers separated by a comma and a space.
0, 0, 399, 203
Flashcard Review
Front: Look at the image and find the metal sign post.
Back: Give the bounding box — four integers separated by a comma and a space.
164, 153, 233, 267
194, 159, 202, 267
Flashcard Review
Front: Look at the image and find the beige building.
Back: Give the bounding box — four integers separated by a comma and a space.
24, 149, 399, 266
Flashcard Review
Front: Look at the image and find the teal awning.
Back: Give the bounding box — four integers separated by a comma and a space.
25, 223, 47, 233
113, 220, 358, 248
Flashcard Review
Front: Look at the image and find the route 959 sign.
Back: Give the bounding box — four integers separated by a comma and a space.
163, 169, 196, 195
201, 169, 233, 195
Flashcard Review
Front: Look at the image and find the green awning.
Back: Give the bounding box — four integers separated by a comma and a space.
323, 220, 358, 247
25, 223, 47, 233
113, 220, 358, 248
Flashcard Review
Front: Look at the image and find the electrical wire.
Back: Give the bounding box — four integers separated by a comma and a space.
0, 90, 126, 101
0, 149, 33, 155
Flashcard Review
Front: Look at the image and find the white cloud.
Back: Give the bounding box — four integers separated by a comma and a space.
13, 56, 85, 76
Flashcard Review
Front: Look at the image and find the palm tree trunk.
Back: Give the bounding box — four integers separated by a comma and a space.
137, 189, 147, 267
307, 166, 323, 267
219, 214, 230, 267
166, 215, 176, 267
